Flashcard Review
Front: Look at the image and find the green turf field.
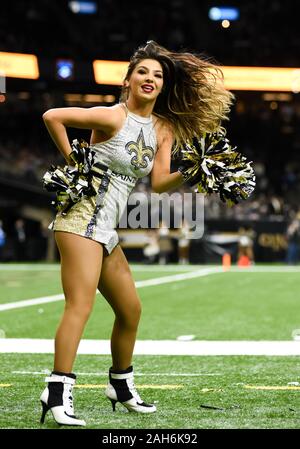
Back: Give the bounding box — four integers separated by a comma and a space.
0, 263, 300, 429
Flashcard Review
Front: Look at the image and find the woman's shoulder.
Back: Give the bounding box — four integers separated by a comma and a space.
94, 103, 127, 130
153, 115, 174, 144
96, 103, 126, 119
153, 114, 174, 133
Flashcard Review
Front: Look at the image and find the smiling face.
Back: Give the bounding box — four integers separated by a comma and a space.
125, 59, 164, 104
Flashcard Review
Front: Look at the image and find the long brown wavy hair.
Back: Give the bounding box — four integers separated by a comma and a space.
120, 41, 234, 153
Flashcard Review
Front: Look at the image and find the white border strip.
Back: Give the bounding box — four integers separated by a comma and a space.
0, 268, 220, 312
1, 264, 300, 272
1, 339, 300, 355
0, 264, 213, 272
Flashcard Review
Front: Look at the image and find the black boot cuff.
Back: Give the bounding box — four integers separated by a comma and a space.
109, 366, 133, 374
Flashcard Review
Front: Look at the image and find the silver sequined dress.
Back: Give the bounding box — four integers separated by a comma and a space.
50, 106, 157, 254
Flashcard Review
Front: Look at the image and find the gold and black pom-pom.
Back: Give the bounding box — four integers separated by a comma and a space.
43, 139, 97, 215
178, 129, 256, 205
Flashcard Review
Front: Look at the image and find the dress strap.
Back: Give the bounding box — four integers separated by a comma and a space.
120, 102, 128, 116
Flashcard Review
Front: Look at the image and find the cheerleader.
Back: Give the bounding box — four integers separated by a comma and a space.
40, 40, 235, 426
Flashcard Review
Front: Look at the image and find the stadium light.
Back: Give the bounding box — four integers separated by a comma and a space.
93, 59, 300, 92
56, 59, 74, 81
93, 60, 129, 85
221, 66, 300, 92
209, 6, 240, 21
0, 52, 39, 79
68, 1, 97, 14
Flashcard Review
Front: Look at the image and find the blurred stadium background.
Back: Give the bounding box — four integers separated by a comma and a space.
1, 0, 300, 430
1, 0, 300, 265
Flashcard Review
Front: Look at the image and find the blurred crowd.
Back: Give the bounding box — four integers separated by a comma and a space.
1, 93, 300, 222
1, 99, 300, 263
0, 0, 298, 66
1, 0, 300, 263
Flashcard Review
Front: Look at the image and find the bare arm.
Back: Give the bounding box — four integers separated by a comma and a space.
151, 123, 184, 193
43, 105, 122, 163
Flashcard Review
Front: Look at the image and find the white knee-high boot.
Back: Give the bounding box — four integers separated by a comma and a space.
105, 365, 156, 413
40, 371, 86, 426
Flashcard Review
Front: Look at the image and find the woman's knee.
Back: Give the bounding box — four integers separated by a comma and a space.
117, 299, 142, 328
134, 300, 142, 321
64, 299, 94, 320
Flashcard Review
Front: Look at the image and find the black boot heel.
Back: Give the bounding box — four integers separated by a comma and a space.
110, 399, 117, 411
40, 372, 86, 426
40, 400, 50, 423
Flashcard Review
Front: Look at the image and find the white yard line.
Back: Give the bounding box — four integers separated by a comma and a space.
1, 265, 299, 313
10, 370, 221, 377
0, 294, 65, 312
1, 339, 300, 355
0, 264, 60, 271
135, 267, 222, 287
0, 263, 212, 272
2, 264, 300, 272
0, 268, 220, 312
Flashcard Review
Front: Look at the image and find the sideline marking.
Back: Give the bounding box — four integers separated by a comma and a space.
245, 385, 300, 391
1, 265, 300, 312
0, 294, 65, 312
0, 264, 60, 271
75, 384, 183, 389
0, 268, 221, 312
0, 263, 213, 272
201, 388, 223, 393
0, 384, 11, 387
1, 264, 300, 272
1, 339, 300, 355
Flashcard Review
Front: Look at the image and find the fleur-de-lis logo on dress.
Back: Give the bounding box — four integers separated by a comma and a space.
125, 129, 154, 170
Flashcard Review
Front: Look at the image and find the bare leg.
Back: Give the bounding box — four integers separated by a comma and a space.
54, 232, 103, 372
98, 245, 141, 370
